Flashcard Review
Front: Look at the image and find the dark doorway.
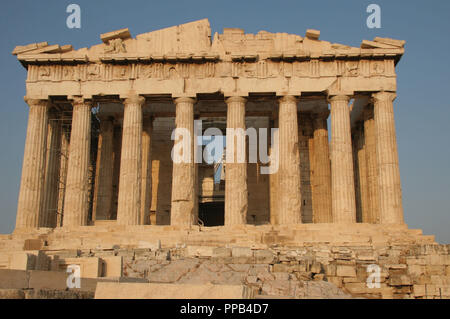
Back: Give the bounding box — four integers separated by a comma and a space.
198, 202, 225, 226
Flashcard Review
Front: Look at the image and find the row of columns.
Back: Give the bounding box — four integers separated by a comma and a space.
15, 91, 404, 230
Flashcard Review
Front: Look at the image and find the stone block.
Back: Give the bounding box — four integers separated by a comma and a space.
273, 272, 289, 281
186, 245, 215, 257
231, 247, 253, 258
228, 264, 251, 272
272, 263, 291, 273
305, 29, 320, 40
59, 257, 102, 278
23, 239, 43, 250
101, 256, 123, 277
336, 265, 356, 277
0, 289, 25, 299
95, 283, 254, 299
343, 282, 368, 294
327, 276, 342, 288
245, 275, 258, 284
212, 247, 231, 258
254, 249, 275, 263
408, 264, 425, 277
0, 269, 28, 289
28, 270, 68, 290
9, 252, 35, 270
325, 264, 337, 276
413, 284, 426, 297
426, 265, 446, 275
389, 275, 412, 286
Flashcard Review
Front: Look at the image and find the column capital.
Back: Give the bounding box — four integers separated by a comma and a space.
328, 94, 351, 103
24, 97, 49, 108
68, 96, 93, 107
278, 95, 298, 104
372, 91, 396, 103
124, 94, 145, 106
225, 96, 247, 104
174, 97, 196, 105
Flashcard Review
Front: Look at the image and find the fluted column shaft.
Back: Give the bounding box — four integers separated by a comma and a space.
57, 131, 69, 227
312, 111, 332, 223
373, 92, 404, 224
329, 95, 356, 223
63, 97, 92, 227
41, 113, 62, 228
363, 106, 380, 223
140, 116, 153, 225
92, 116, 114, 221
269, 117, 279, 225
353, 123, 370, 222
224, 96, 248, 225
277, 96, 301, 224
117, 95, 145, 225
15, 98, 49, 230
171, 97, 196, 226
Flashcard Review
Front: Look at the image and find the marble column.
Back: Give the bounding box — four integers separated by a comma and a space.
312, 111, 332, 223
373, 92, 404, 224
363, 106, 380, 223
353, 123, 370, 223
140, 115, 153, 225
63, 97, 92, 227
57, 130, 69, 227
41, 112, 62, 228
277, 95, 301, 224
224, 96, 248, 225
329, 95, 356, 223
117, 94, 145, 225
15, 98, 49, 230
92, 116, 114, 221
171, 97, 196, 226
269, 117, 279, 225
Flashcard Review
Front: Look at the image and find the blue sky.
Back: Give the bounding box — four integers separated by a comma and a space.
0, 0, 449, 242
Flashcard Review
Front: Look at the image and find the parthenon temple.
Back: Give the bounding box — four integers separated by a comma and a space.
5, 17, 431, 248
3, 19, 450, 300
11, 18, 407, 233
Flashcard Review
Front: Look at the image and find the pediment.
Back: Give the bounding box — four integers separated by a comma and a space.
13, 19, 405, 65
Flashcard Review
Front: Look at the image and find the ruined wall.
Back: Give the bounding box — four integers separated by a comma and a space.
2, 242, 448, 299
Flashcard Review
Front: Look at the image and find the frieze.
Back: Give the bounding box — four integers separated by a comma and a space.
25, 58, 396, 83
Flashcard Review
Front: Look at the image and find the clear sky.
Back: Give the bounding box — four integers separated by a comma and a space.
0, 0, 448, 242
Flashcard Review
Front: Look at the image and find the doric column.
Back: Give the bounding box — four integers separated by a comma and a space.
353, 123, 370, 222
63, 97, 92, 227
41, 112, 62, 228
363, 106, 380, 223
171, 97, 196, 226
277, 95, 301, 224
329, 95, 356, 223
15, 98, 49, 230
312, 111, 332, 223
92, 116, 114, 221
269, 116, 279, 225
224, 96, 248, 225
57, 130, 69, 227
110, 123, 122, 220
140, 115, 153, 225
373, 92, 404, 224
117, 94, 145, 225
